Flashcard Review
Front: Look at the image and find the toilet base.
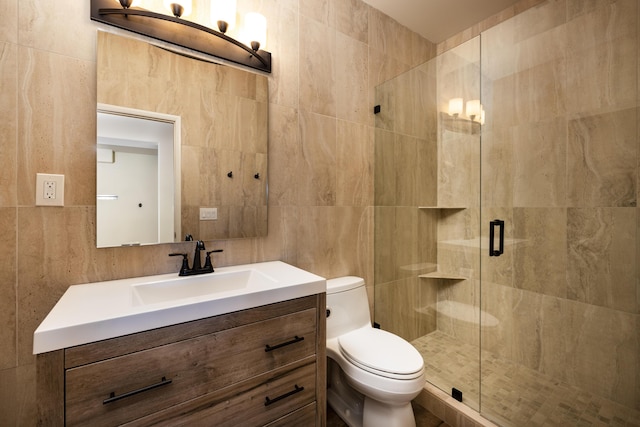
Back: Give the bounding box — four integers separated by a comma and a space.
363, 397, 416, 427
327, 358, 418, 427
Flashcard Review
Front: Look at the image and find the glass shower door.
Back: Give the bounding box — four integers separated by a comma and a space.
373, 36, 482, 412
479, 1, 640, 425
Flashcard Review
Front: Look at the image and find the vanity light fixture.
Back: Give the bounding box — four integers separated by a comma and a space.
90, 0, 271, 73
443, 97, 484, 134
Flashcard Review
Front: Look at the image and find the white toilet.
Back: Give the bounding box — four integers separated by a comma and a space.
326, 276, 425, 427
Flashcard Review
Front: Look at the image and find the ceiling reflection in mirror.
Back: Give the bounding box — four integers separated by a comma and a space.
96, 31, 268, 248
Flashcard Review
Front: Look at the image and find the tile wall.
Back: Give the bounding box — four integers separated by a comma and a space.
0, 0, 435, 423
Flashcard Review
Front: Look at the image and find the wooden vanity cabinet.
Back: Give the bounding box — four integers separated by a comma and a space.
36, 294, 326, 426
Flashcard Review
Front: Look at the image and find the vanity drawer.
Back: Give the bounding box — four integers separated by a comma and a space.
65, 308, 317, 426
127, 362, 317, 427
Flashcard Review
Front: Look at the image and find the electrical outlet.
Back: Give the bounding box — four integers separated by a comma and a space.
36, 173, 65, 206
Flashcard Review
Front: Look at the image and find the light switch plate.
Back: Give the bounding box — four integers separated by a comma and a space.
36, 173, 65, 206
199, 207, 217, 220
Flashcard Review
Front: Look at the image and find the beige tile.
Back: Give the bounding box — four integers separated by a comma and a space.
300, 0, 334, 26
0, 0, 17, 44
0, 42, 17, 208
299, 15, 336, 116
566, 35, 637, 115
267, 104, 300, 206
297, 110, 337, 206
333, 0, 368, 43
513, 208, 567, 298
336, 33, 369, 125
567, 108, 637, 207
336, 120, 372, 206
0, 208, 16, 370
264, 3, 299, 109
567, 208, 637, 312
17, 47, 96, 207
480, 128, 514, 208
18, 0, 95, 62
512, 118, 567, 207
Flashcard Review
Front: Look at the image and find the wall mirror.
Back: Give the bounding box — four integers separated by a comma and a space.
96, 30, 268, 248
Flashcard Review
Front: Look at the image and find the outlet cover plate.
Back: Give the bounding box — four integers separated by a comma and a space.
36, 173, 65, 206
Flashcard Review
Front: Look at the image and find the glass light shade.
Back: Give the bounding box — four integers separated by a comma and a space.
244, 12, 267, 50
466, 99, 481, 118
448, 98, 463, 116
211, 0, 236, 32
164, 0, 192, 17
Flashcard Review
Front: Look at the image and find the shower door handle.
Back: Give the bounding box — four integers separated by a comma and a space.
489, 219, 504, 257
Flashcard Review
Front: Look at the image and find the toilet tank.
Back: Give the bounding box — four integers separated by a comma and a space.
326, 276, 372, 340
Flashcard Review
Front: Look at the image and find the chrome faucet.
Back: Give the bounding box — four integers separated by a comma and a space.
169, 241, 223, 276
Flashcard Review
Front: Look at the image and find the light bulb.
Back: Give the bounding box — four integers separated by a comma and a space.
448, 98, 463, 117
211, 0, 236, 33
466, 99, 481, 119
244, 12, 267, 51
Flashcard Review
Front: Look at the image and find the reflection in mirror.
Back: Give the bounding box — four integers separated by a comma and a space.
96, 30, 268, 247
97, 105, 181, 247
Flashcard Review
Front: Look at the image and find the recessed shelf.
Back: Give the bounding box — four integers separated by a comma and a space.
419, 272, 467, 281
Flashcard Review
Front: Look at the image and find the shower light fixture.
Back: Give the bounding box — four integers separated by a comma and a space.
444, 97, 484, 134
91, 0, 271, 73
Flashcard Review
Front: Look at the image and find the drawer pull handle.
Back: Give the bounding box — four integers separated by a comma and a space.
264, 385, 305, 406
265, 335, 304, 352
103, 376, 172, 405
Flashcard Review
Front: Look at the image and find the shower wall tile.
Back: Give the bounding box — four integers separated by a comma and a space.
373, 128, 396, 206
0, 42, 17, 207
336, 120, 373, 206
566, 35, 637, 115
567, 208, 637, 313
480, 128, 514, 208
566, 0, 637, 45
567, 108, 637, 207
416, 135, 438, 207
437, 132, 480, 208
17, 47, 96, 207
374, 206, 419, 283
299, 15, 336, 117
395, 134, 418, 207
481, 282, 513, 360
297, 110, 337, 206
513, 208, 567, 299
436, 279, 480, 347
512, 118, 567, 207
564, 300, 639, 410
0, 0, 17, 44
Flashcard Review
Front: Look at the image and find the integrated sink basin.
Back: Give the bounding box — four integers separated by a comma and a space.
131, 269, 278, 305
33, 261, 326, 354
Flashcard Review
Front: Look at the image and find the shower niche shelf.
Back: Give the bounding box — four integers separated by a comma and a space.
419, 272, 467, 281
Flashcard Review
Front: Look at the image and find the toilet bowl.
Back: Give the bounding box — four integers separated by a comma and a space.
326, 276, 425, 427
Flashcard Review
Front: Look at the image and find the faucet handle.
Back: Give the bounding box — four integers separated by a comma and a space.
169, 253, 189, 276
203, 249, 223, 272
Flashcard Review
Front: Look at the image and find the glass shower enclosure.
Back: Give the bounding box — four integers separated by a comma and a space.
373, 1, 639, 425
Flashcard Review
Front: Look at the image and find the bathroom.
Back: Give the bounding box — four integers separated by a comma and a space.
0, 0, 638, 426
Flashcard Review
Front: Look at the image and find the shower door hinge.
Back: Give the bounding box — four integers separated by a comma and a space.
452, 388, 463, 402
373, 322, 381, 329
373, 105, 381, 114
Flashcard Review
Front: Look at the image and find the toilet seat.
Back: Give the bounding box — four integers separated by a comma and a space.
338, 328, 424, 380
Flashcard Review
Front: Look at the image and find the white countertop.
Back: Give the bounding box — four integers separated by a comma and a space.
33, 261, 326, 354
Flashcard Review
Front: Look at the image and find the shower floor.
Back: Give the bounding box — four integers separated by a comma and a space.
412, 331, 640, 427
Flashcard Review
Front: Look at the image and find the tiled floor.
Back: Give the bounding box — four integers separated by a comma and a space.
327, 402, 448, 427
412, 331, 640, 427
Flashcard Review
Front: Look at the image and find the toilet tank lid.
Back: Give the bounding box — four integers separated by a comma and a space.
327, 276, 365, 294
